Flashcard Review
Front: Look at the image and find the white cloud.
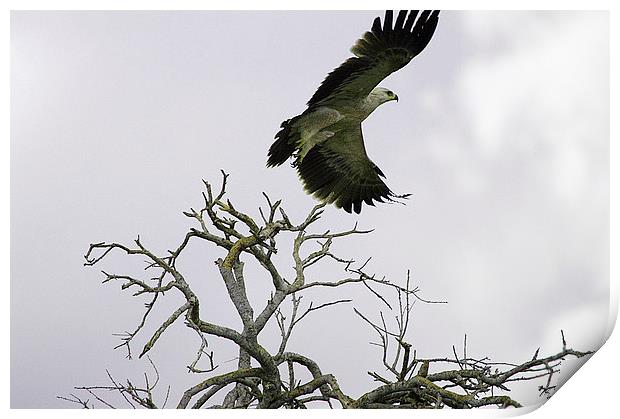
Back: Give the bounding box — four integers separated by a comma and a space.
457, 12, 608, 204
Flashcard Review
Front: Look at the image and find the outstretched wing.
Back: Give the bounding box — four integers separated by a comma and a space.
296, 125, 407, 214
307, 10, 440, 109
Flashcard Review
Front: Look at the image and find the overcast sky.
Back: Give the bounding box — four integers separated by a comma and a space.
11, 10, 609, 408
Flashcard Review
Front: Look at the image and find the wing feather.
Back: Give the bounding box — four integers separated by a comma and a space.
296, 126, 408, 214
394, 10, 407, 34
307, 10, 440, 108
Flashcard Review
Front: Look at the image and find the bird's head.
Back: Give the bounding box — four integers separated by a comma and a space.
371, 87, 399, 104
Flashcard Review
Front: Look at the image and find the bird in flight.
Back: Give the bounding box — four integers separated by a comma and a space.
267, 10, 440, 214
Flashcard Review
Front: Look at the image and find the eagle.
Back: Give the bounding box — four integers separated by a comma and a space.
267, 10, 440, 214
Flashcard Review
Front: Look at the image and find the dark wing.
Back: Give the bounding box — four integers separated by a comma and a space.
307, 10, 440, 108
267, 115, 302, 167
296, 125, 407, 214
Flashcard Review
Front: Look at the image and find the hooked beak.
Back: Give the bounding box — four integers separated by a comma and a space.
394, 94, 399, 102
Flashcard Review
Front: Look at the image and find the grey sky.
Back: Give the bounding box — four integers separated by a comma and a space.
11, 11, 609, 408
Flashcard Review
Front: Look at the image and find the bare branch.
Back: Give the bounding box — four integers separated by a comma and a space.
68, 173, 594, 410
140, 302, 190, 358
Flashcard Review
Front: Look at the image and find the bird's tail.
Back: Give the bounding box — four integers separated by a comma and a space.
267, 117, 299, 167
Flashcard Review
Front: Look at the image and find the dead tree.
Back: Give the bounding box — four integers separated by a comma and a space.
62, 172, 593, 409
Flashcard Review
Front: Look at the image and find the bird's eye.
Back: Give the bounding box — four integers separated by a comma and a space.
387, 91, 394, 97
